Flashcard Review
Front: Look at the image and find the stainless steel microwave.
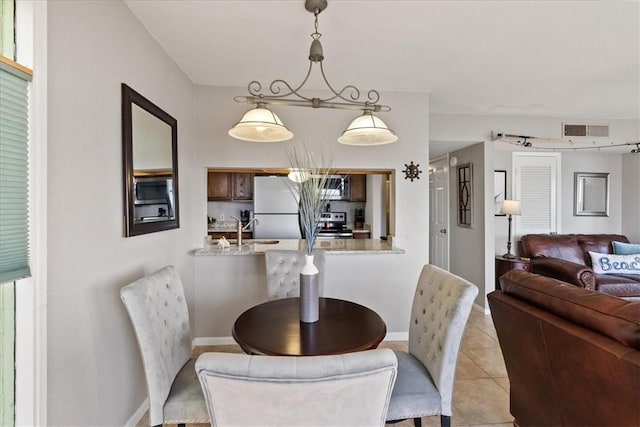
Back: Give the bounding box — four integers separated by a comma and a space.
321, 175, 350, 200
134, 176, 172, 205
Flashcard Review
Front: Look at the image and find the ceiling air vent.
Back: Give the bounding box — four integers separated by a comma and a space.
563, 123, 609, 137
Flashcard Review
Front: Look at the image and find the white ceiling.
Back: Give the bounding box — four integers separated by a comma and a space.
125, 0, 639, 154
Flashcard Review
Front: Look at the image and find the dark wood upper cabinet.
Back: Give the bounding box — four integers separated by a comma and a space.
208, 172, 254, 201
349, 174, 366, 202
232, 173, 253, 200
207, 172, 232, 201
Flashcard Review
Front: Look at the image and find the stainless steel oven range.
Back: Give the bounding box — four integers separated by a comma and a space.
317, 212, 353, 239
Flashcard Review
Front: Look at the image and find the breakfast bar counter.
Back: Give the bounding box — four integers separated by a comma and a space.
192, 238, 411, 341
194, 238, 405, 256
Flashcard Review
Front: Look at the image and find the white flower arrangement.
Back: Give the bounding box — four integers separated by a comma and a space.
286, 145, 333, 255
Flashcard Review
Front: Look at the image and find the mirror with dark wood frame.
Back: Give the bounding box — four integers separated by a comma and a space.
122, 83, 179, 236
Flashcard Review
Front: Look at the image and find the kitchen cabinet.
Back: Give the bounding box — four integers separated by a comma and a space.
207, 172, 253, 201
232, 173, 253, 200
349, 174, 366, 202
353, 230, 371, 239
207, 172, 232, 201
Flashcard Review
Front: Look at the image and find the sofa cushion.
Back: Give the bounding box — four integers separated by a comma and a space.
499, 270, 640, 349
613, 241, 640, 255
589, 252, 640, 275
521, 234, 586, 265
579, 240, 611, 267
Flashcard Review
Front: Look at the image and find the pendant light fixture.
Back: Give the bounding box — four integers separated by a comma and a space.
338, 110, 397, 145
229, 0, 396, 145
228, 103, 293, 142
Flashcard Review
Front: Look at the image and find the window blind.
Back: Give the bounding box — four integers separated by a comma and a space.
0, 59, 31, 284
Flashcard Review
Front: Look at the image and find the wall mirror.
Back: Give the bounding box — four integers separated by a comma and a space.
574, 172, 609, 217
122, 83, 179, 236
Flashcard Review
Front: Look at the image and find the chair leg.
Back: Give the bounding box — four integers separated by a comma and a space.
440, 415, 451, 427
413, 418, 422, 427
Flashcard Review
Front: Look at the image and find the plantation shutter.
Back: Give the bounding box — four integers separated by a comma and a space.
513, 153, 560, 239
0, 59, 31, 284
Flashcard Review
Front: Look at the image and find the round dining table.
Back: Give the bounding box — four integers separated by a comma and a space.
232, 297, 387, 356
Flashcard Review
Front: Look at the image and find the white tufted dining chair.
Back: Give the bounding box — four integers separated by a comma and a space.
120, 265, 208, 427
264, 249, 325, 300
386, 264, 479, 427
195, 348, 397, 426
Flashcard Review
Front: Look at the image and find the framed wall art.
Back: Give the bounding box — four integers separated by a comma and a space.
457, 163, 473, 228
494, 170, 507, 216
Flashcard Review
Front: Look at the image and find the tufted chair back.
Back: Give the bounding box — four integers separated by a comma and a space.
120, 265, 194, 426
408, 264, 478, 416
196, 349, 398, 426
387, 265, 478, 426
264, 250, 326, 300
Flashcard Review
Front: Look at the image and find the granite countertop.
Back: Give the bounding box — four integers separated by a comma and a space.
194, 238, 404, 256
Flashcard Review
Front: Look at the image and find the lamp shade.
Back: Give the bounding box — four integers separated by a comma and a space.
500, 200, 521, 215
228, 107, 293, 142
287, 168, 310, 183
338, 112, 397, 146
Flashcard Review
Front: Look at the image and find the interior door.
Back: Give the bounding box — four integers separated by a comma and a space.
429, 157, 449, 269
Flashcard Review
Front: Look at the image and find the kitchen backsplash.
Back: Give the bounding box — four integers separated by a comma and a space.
207, 200, 365, 226
207, 201, 252, 222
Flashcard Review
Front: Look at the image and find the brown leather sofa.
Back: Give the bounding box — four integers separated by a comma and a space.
520, 233, 640, 300
488, 270, 640, 427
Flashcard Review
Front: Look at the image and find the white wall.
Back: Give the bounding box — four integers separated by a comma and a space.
194, 85, 430, 259
47, 2, 196, 425
560, 153, 622, 234
431, 114, 639, 144
448, 142, 493, 308
621, 154, 640, 242
193, 86, 431, 333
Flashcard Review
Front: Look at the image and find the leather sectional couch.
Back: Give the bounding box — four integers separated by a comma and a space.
488, 270, 640, 427
520, 233, 640, 300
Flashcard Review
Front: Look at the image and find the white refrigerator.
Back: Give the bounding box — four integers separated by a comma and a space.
253, 176, 302, 239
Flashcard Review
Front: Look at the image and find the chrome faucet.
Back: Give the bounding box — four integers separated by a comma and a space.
231, 216, 259, 246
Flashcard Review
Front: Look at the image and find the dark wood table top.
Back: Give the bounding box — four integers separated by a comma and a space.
232, 297, 387, 356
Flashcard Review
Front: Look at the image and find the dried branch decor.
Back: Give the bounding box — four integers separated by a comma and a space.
286, 146, 333, 255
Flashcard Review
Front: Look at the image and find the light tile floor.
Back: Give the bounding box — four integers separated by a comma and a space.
137, 308, 513, 427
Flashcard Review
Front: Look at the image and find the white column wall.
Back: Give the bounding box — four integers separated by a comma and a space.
47, 2, 196, 425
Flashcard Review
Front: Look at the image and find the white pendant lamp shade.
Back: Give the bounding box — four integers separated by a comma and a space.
287, 168, 310, 183
228, 107, 293, 142
338, 112, 397, 146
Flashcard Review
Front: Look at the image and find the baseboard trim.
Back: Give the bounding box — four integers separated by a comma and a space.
384, 332, 408, 341
473, 302, 490, 315
124, 398, 148, 427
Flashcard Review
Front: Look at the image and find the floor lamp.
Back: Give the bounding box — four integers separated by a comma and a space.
501, 200, 521, 259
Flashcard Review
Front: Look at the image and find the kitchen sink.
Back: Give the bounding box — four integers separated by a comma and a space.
225, 239, 280, 245
248, 240, 280, 245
